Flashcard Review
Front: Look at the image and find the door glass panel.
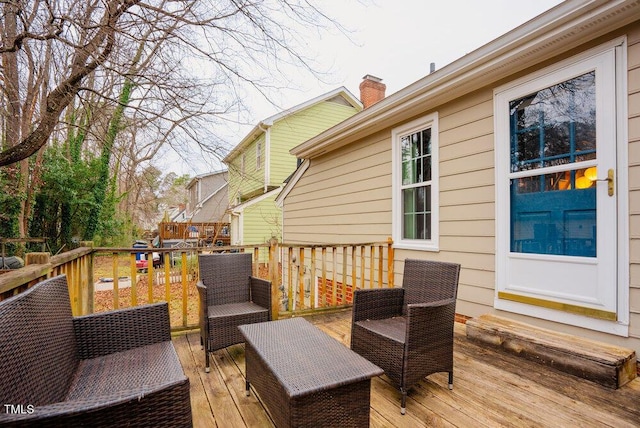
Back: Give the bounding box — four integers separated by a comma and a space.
511, 168, 596, 257
509, 71, 597, 258
510, 71, 596, 172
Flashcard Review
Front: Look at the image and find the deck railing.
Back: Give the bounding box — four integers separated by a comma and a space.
0, 239, 394, 331
158, 221, 230, 245
0, 247, 94, 316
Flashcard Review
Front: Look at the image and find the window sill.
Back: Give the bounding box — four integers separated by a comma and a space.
393, 241, 439, 252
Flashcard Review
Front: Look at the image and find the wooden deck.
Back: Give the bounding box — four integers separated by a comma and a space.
174, 310, 640, 427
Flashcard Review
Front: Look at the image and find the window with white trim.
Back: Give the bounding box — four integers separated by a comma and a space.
392, 113, 439, 251
256, 142, 262, 170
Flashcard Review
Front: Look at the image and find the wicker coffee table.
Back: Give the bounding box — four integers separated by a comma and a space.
239, 317, 383, 428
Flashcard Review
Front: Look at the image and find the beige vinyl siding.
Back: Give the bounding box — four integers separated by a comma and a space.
283, 89, 497, 316
627, 26, 640, 339
283, 129, 391, 244
269, 101, 359, 186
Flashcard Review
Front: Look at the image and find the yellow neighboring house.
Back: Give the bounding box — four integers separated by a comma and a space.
224, 87, 362, 249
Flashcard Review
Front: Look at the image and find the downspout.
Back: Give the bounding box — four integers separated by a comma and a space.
259, 122, 271, 194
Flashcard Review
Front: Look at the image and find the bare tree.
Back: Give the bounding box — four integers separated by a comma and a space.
1, 0, 354, 243
1, 0, 348, 165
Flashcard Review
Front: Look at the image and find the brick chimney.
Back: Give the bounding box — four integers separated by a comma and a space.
359, 74, 386, 109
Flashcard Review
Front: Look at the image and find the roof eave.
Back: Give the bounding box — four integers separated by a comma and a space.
292, 0, 638, 159
223, 87, 363, 164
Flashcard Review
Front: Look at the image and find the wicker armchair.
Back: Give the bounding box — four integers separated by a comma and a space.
0, 274, 192, 427
197, 252, 271, 372
350, 259, 460, 415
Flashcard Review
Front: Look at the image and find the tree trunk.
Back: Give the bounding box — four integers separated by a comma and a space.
84, 78, 134, 240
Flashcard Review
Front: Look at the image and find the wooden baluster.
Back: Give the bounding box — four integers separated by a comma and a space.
112, 252, 119, 309
310, 247, 316, 309
321, 247, 327, 308
369, 245, 375, 290
360, 245, 365, 289
164, 253, 171, 304
130, 253, 138, 306
298, 248, 305, 310
332, 247, 337, 307
182, 251, 188, 327
387, 237, 394, 288
288, 246, 294, 313
378, 245, 383, 288
342, 247, 347, 305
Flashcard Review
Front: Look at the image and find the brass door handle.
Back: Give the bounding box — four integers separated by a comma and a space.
607, 169, 614, 197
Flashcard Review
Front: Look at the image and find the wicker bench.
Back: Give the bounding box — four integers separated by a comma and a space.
0, 275, 192, 427
239, 317, 383, 428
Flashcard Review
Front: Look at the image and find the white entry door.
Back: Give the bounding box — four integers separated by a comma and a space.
495, 43, 622, 324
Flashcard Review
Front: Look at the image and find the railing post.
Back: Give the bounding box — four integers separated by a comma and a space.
25, 252, 50, 266
269, 238, 280, 320
253, 247, 260, 277
82, 241, 94, 315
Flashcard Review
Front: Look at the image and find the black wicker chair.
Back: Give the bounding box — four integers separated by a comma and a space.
197, 252, 271, 372
0, 274, 192, 427
350, 259, 460, 415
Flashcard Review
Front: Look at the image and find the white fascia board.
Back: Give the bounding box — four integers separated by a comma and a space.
230, 186, 283, 214
275, 159, 310, 208
224, 87, 363, 164
263, 87, 362, 125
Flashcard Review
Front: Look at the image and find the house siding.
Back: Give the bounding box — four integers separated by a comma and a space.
283, 129, 391, 244
628, 26, 640, 339
283, 26, 640, 354
269, 101, 358, 187
241, 194, 281, 263
187, 172, 229, 222
226, 93, 360, 247
228, 133, 266, 203
191, 186, 228, 223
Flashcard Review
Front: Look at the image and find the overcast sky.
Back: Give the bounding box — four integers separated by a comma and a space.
168, 0, 564, 176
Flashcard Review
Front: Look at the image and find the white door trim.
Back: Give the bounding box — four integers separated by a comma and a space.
493, 38, 629, 336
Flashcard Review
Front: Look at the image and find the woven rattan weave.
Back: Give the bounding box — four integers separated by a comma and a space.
197, 252, 271, 372
240, 317, 383, 428
0, 274, 192, 427
351, 259, 460, 415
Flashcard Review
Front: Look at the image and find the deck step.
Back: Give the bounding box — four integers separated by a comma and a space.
465, 314, 637, 389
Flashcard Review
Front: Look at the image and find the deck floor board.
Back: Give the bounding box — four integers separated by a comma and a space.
175, 311, 640, 427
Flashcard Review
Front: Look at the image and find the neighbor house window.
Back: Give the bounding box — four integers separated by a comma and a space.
392, 113, 439, 251
256, 142, 262, 170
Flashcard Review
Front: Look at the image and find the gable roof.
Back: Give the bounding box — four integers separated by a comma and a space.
290, 0, 638, 160
223, 87, 362, 164
186, 169, 227, 190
